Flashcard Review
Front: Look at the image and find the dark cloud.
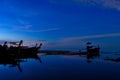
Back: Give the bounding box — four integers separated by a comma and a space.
75, 0, 120, 10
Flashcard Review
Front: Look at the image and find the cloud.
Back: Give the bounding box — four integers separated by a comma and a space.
75, 0, 120, 10
19, 28, 60, 32
13, 25, 32, 29
0, 39, 19, 45
12, 19, 32, 29
0, 20, 32, 30
21, 40, 46, 47
49, 0, 120, 10
41, 33, 120, 50
3, 19, 32, 30
17, 19, 30, 25
62, 33, 120, 41
12, 19, 60, 32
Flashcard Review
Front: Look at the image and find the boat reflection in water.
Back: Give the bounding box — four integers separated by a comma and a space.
0, 53, 42, 72
86, 42, 100, 63
40, 42, 100, 63
0, 40, 42, 72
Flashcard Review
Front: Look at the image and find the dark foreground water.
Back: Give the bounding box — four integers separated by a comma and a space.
0, 53, 120, 80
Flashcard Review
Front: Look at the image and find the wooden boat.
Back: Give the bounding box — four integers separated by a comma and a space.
0, 40, 42, 55
0, 39, 42, 72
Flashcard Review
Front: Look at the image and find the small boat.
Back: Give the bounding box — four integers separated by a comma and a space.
86, 42, 100, 56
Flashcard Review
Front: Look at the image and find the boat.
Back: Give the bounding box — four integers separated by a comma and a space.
86, 42, 100, 56
0, 40, 42, 55
0, 40, 42, 72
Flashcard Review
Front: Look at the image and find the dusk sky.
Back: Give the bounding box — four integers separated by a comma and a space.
0, 0, 120, 51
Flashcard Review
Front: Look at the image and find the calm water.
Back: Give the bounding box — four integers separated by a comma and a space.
0, 53, 120, 80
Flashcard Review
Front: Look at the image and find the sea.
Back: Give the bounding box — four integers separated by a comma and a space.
0, 51, 120, 80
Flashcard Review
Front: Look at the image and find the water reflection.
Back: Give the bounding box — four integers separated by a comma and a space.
0, 54, 41, 72
0, 41, 120, 80
1, 48, 120, 74
104, 57, 120, 62
43, 49, 100, 63
1, 52, 120, 80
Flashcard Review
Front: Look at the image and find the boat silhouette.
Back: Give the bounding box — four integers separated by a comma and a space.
0, 40, 42, 72
0, 40, 42, 55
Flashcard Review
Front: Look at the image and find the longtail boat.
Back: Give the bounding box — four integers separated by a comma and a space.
0, 40, 42, 55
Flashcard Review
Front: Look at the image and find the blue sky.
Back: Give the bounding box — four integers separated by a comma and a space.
0, 0, 120, 51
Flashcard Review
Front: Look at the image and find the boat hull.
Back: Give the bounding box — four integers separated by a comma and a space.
0, 47, 39, 55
